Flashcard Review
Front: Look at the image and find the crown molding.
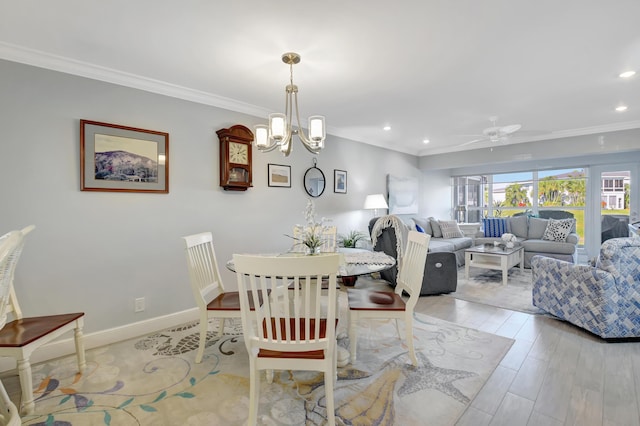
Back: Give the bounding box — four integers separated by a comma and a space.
0, 41, 270, 118
3, 41, 639, 159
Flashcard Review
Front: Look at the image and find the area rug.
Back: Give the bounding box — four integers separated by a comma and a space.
22, 315, 513, 426
450, 267, 545, 315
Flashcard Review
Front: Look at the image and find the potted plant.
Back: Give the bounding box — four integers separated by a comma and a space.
339, 230, 367, 248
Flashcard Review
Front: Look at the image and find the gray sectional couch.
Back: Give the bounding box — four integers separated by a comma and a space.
410, 215, 578, 268
410, 217, 473, 266
472, 215, 578, 268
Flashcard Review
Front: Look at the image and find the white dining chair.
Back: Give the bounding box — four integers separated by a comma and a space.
233, 253, 340, 426
183, 232, 251, 364
347, 231, 430, 366
320, 226, 337, 252
0, 226, 86, 415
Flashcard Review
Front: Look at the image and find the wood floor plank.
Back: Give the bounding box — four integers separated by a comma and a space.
456, 406, 493, 426
527, 410, 563, 426
470, 365, 518, 415
489, 392, 534, 426
565, 385, 603, 426
603, 344, 640, 426
508, 356, 548, 401
500, 337, 535, 371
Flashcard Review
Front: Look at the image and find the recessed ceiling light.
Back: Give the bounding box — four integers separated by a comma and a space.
615, 105, 628, 112
383, 125, 391, 131
423, 139, 430, 144
619, 70, 636, 78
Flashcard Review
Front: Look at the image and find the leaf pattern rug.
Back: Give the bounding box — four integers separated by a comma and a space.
22, 312, 512, 425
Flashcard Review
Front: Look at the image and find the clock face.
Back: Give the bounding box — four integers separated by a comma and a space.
229, 141, 248, 165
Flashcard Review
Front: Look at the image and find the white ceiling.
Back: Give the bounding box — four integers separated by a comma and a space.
2, 0, 640, 156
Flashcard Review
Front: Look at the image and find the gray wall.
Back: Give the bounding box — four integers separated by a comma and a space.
0, 59, 418, 334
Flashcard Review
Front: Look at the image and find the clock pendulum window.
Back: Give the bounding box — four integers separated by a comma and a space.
216, 125, 254, 191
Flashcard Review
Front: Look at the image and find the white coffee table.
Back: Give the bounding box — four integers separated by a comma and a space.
464, 244, 524, 286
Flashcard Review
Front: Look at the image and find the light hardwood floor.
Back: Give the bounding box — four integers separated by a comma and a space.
414, 295, 640, 426
3, 295, 638, 425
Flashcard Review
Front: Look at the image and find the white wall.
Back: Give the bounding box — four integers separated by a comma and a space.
0, 59, 418, 336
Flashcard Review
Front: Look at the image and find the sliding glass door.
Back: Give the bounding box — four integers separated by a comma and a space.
588, 163, 638, 257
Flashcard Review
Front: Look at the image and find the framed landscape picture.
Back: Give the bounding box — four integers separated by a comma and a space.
80, 120, 169, 193
268, 164, 291, 187
334, 169, 347, 193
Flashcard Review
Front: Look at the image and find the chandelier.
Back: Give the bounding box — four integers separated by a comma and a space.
254, 52, 326, 156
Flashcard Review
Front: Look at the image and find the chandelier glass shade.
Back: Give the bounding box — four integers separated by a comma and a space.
254, 52, 326, 156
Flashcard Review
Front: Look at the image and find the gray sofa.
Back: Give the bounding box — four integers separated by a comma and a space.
472, 215, 578, 268
410, 217, 474, 266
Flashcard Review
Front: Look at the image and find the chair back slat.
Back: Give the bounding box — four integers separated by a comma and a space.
234, 254, 339, 353
183, 232, 225, 307
0, 226, 34, 327
0, 232, 22, 329
396, 231, 430, 305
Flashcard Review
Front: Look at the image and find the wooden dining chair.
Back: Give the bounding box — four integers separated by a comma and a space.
0, 226, 86, 415
233, 253, 340, 426
182, 232, 244, 364
347, 230, 430, 366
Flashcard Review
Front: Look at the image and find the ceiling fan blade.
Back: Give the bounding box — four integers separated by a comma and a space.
499, 124, 522, 135
460, 137, 487, 146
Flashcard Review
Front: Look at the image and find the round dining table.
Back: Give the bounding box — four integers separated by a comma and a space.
226, 247, 395, 283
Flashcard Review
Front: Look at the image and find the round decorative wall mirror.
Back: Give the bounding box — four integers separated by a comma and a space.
304, 159, 325, 197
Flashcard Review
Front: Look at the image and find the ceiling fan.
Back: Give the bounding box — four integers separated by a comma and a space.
461, 116, 522, 146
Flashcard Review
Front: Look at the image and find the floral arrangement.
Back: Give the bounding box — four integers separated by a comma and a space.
287, 199, 331, 254
501, 233, 517, 243
501, 233, 517, 248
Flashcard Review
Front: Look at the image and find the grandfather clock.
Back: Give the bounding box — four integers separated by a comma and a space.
217, 125, 253, 191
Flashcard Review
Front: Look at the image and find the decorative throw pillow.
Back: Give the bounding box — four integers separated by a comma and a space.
415, 223, 425, 233
412, 217, 432, 235
438, 220, 464, 238
542, 218, 576, 242
508, 215, 529, 238
482, 218, 507, 237
428, 217, 443, 238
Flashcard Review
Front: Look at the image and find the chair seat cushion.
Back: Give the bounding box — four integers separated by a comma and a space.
347, 289, 406, 311
0, 313, 84, 347
207, 291, 267, 311
258, 317, 338, 360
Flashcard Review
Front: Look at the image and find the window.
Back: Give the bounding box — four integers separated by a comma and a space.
453, 168, 586, 245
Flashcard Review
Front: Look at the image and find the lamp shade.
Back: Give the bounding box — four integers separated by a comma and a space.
364, 194, 389, 210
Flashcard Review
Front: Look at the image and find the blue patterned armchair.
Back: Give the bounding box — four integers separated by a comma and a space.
532, 237, 640, 339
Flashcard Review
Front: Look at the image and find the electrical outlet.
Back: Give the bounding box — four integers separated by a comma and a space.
134, 297, 145, 313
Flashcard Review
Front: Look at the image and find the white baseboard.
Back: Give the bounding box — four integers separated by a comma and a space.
0, 308, 199, 374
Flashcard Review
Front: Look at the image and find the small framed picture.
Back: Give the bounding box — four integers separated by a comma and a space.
268, 164, 291, 188
334, 169, 347, 194
80, 120, 169, 193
